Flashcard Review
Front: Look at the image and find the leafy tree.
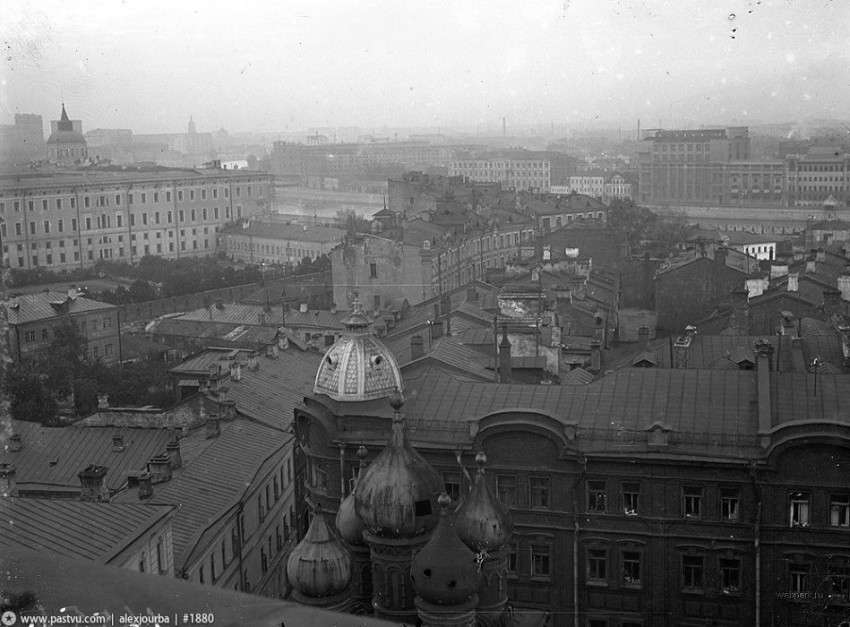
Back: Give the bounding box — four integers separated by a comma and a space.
128, 279, 157, 302
336, 209, 371, 235
6, 362, 57, 424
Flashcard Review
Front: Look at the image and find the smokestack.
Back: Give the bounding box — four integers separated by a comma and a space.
138, 472, 153, 500
499, 325, 512, 383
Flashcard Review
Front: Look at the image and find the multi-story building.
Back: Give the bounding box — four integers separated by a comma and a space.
725, 159, 786, 206
218, 221, 343, 266
637, 127, 750, 205
786, 148, 850, 207
293, 309, 850, 627
0, 113, 44, 164
0, 165, 272, 270
450, 151, 552, 192
7, 286, 121, 363
46, 105, 88, 166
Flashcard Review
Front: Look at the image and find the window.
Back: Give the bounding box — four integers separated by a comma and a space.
587, 481, 607, 513
831, 495, 850, 527
139, 552, 146, 573
166, 191, 172, 202
199, 565, 205, 584
210, 553, 216, 581
507, 543, 517, 574
623, 483, 640, 516
720, 558, 740, 594
790, 492, 810, 527
24, 331, 36, 343
531, 544, 550, 578
789, 565, 809, 594
622, 551, 641, 586
497, 475, 516, 507
530, 477, 550, 508
260, 548, 268, 574
370, 262, 377, 278
58, 219, 64, 233
258, 495, 266, 522
41, 329, 49, 341
587, 548, 607, 582
682, 556, 704, 591
828, 566, 850, 601
443, 472, 461, 502
721, 488, 741, 521
683, 487, 702, 518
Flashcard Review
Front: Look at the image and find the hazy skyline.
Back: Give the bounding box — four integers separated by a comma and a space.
2, 0, 848, 135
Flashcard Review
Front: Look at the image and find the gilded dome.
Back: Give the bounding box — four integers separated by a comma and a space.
286, 509, 352, 598
313, 300, 403, 402
454, 452, 514, 552
410, 493, 482, 606
354, 392, 443, 538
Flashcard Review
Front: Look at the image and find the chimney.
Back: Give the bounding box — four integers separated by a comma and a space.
147, 454, 173, 484
816, 247, 826, 263
9, 433, 21, 452
166, 439, 182, 469
714, 247, 729, 267
673, 327, 695, 369
823, 288, 842, 317
247, 354, 259, 371
138, 472, 153, 500
730, 289, 749, 333
839, 273, 850, 302
330, 303, 338, 315
258, 311, 266, 325
0, 463, 17, 497
229, 362, 242, 382
499, 326, 512, 383
444, 294, 452, 337
410, 334, 424, 360
805, 257, 817, 274
220, 399, 237, 421
206, 414, 221, 439
638, 326, 650, 350
265, 343, 279, 359
68, 285, 78, 300
215, 298, 224, 310
467, 286, 478, 301
431, 305, 443, 339
589, 339, 602, 372
787, 272, 799, 292
97, 394, 109, 410
755, 340, 774, 436
300, 302, 308, 313
78, 465, 109, 502
112, 433, 125, 452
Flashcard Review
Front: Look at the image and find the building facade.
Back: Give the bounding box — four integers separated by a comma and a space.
7, 287, 121, 363
218, 221, 343, 266
0, 166, 272, 270
450, 155, 552, 192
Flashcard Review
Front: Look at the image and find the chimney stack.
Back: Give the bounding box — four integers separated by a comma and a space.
206, 414, 221, 439
78, 465, 109, 502
638, 326, 650, 351
730, 289, 750, 333
0, 463, 17, 497
220, 399, 237, 421
138, 472, 153, 500
755, 340, 774, 435
410, 334, 424, 360
467, 286, 478, 301
787, 272, 799, 292
300, 302, 308, 313
215, 298, 224, 310
673, 326, 696, 369
838, 273, 850, 302
823, 288, 842, 317
147, 455, 173, 484
805, 257, 817, 274
97, 394, 109, 410
499, 326, 512, 383
431, 305, 443, 339
68, 285, 78, 300
112, 433, 125, 452
589, 339, 602, 373
816, 248, 826, 263
166, 439, 182, 469
9, 433, 21, 452
229, 362, 242, 381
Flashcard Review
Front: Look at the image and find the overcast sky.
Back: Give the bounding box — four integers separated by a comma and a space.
2, 0, 847, 134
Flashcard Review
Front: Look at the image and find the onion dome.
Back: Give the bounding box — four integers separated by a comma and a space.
314, 299, 403, 402
286, 506, 352, 598
410, 493, 482, 606
354, 391, 443, 538
335, 446, 369, 546
454, 452, 514, 552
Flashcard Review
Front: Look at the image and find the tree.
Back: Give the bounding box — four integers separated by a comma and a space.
5, 362, 57, 424
336, 209, 371, 236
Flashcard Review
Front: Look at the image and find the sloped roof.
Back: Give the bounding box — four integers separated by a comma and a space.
0, 498, 173, 564
219, 221, 344, 243
1, 422, 175, 494
8, 292, 116, 325
560, 367, 595, 385
114, 418, 290, 569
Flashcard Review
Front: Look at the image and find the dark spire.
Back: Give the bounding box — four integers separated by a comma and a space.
58, 104, 73, 132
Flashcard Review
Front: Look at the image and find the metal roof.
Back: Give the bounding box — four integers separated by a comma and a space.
0, 498, 173, 564
8, 292, 116, 325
